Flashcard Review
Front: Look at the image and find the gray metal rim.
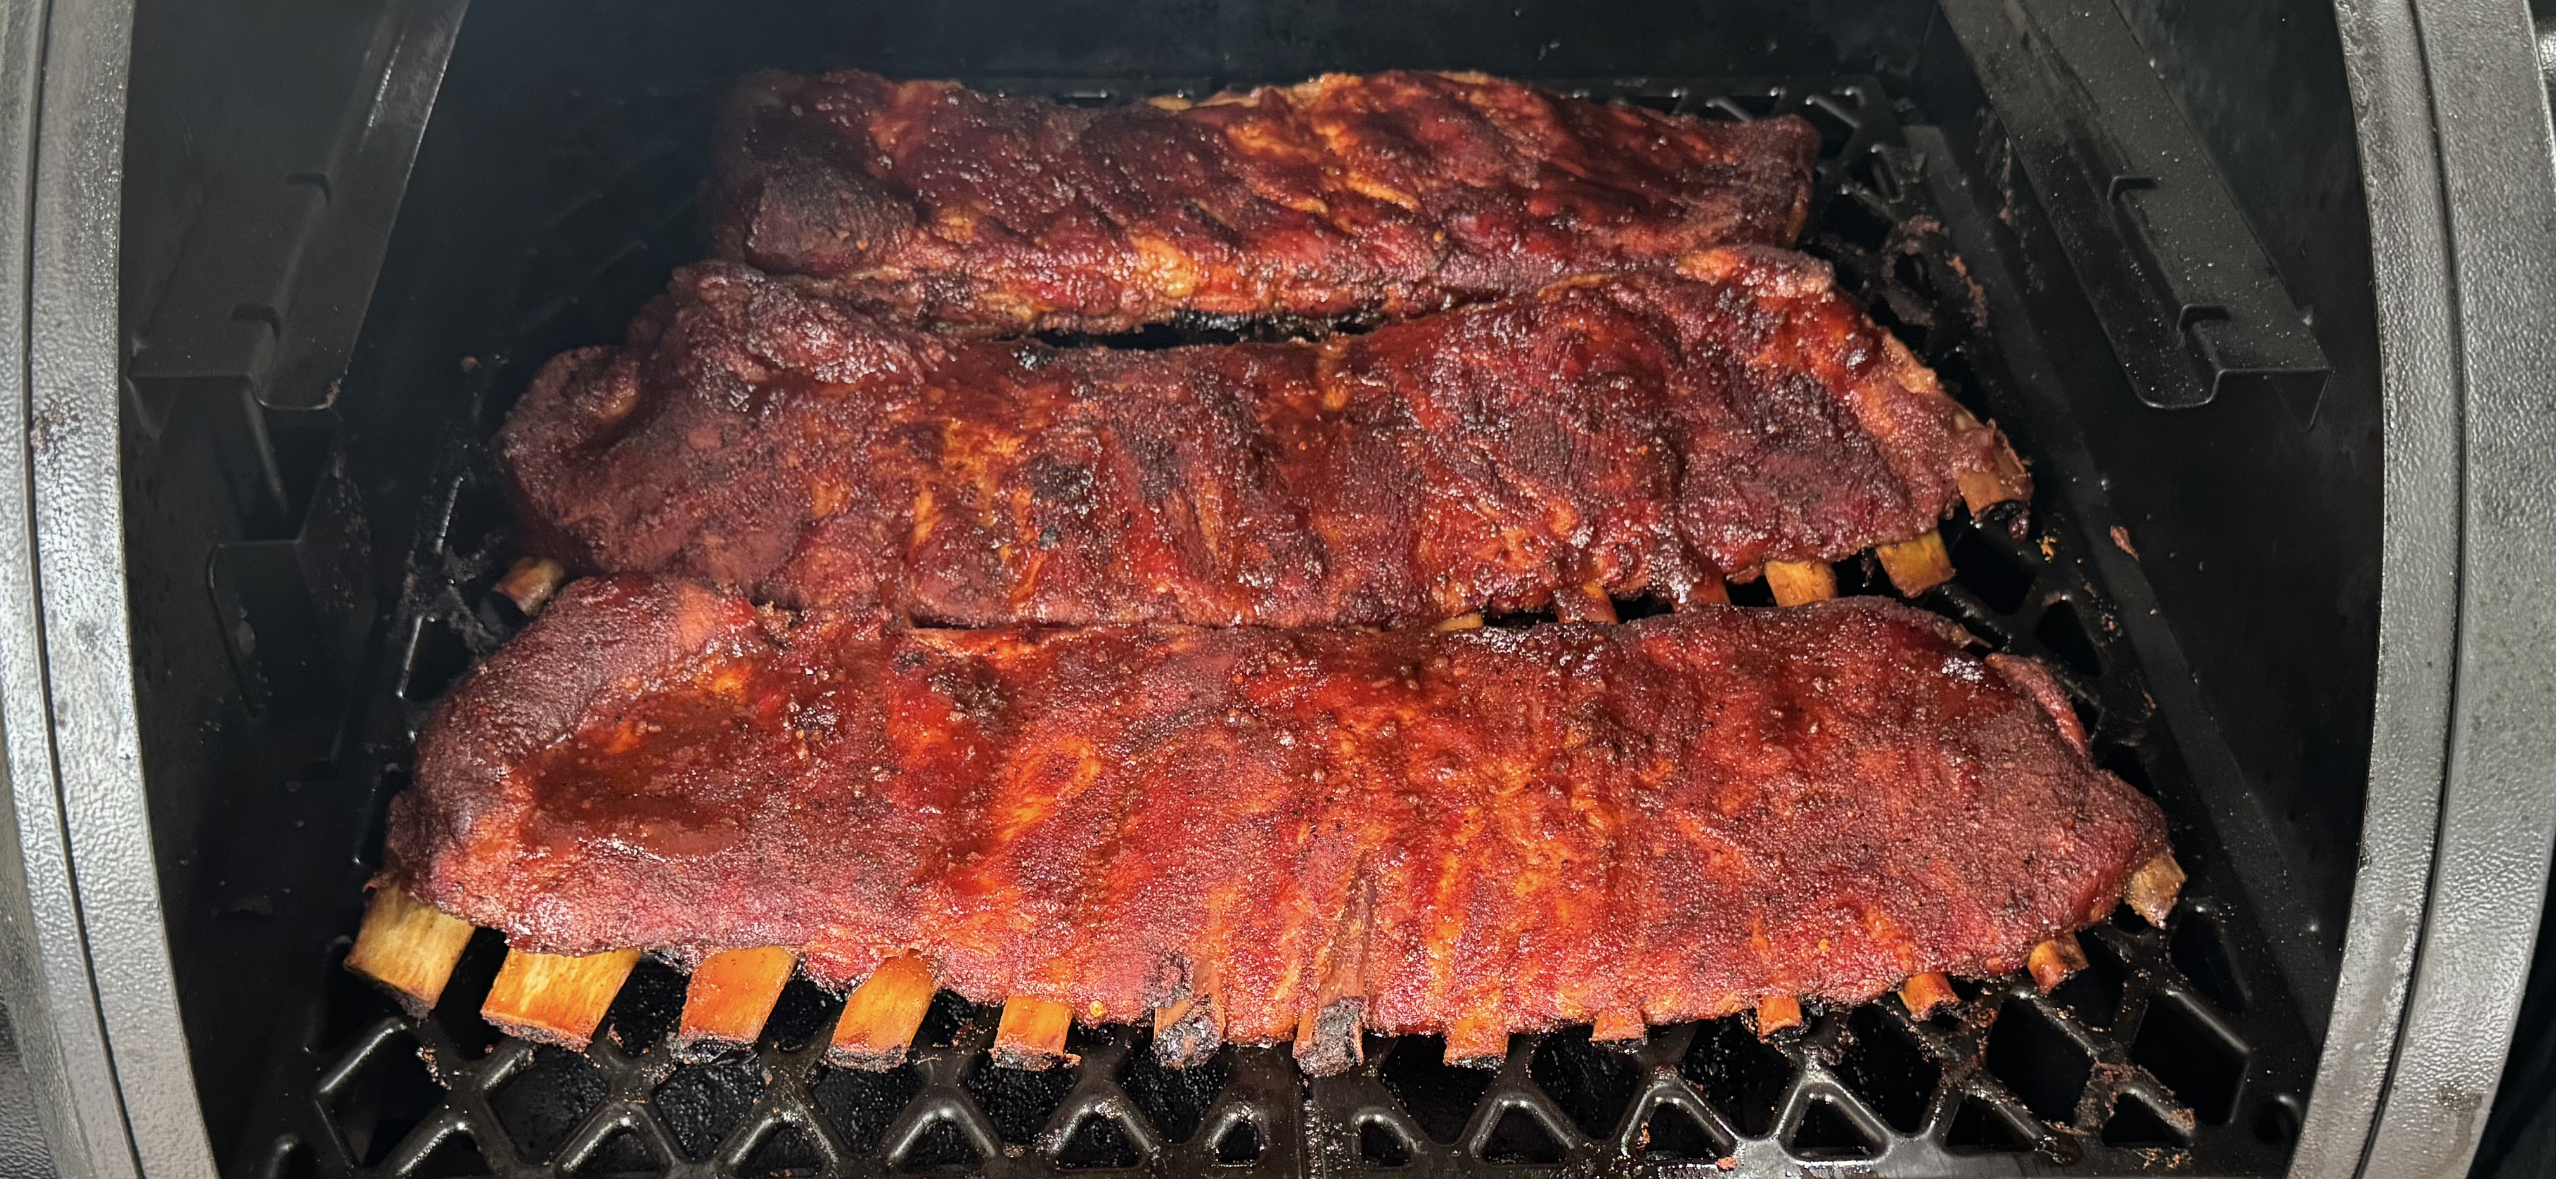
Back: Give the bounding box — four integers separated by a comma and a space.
7, 0, 214, 1176
0, 2, 2547, 1177
2302, 1, 2556, 1177
0, 0, 138, 1176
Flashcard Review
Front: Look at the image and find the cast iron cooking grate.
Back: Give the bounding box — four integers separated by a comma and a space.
245, 78, 2312, 1178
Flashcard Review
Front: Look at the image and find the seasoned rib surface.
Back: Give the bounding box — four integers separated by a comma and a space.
383, 577, 2166, 1069
502, 248, 2027, 626
708, 69, 1821, 333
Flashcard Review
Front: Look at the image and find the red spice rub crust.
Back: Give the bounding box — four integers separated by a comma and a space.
707, 69, 1821, 334
500, 249, 2027, 626
383, 577, 2165, 1069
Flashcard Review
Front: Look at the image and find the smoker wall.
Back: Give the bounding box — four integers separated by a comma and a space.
0, 0, 2530, 1176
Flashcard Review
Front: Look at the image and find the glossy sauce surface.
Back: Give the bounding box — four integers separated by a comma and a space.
389, 578, 2163, 1061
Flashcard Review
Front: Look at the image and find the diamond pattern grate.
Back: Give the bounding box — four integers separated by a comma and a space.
238, 76, 2312, 1179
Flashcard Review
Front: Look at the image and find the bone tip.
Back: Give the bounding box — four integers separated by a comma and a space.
345, 887, 477, 1019
1763, 561, 1837, 607
1755, 994, 1804, 1037
1434, 611, 1485, 632
1590, 1009, 1648, 1047
1441, 1028, 1510, 1070
1153, 996, 1225, 1067
1294, 1000, 1368, 1075
2127, 853, 2187, 926
1898, 972, 1957, 1020
483, 1017, 599, 1052
496, 556, 569, 616
2028, 935, 2091, 994
480, 947, 642, 1052
992, 996, 1075, 1070
1875, 530, 1955, 596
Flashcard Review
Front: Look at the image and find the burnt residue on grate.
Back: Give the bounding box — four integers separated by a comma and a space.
251, 80, 2311, 1179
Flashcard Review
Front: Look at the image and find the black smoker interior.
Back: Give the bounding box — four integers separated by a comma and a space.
32, 0, 2540, 1176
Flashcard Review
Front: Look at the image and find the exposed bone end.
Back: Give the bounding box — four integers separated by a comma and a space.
482, 947, 642, 1050
1299, 877, 1375, 1074
1952, 412, 2034, 513
1755, 994, 1804, 1038
1898, 972, 1958, 1020
1763, 561, 1837, 607
2126, 854, 2187, 927
1442, 1013, 1510, 1069
1434, 612, 1485, 633
345, 887, 478, 1018
1875, 531, 1956, 596
1153, 967, 1226, 1068
673, 946, 797, 1060
1591, 1009, 1647, 1047
1293, 998, 1367, 1075
2028, 934, 2091, 993
991, 996, 1077, 1070
827, 953, 937, 1070
1567, 583, 1620, 624
496, 557, 569, 616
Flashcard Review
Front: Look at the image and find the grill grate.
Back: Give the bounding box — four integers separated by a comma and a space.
242, 78, 2312, 1178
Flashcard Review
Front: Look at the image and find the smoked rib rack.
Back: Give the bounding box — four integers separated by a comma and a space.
502, 249, 2023, 624
709, 69, 1821, 333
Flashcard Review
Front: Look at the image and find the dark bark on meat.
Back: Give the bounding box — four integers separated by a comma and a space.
382, 577, 2165, 1068
707, 69, 1820, 334
501, 249, 2027, 626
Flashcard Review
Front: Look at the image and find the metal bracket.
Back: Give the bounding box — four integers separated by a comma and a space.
125, 0, 464, 415
1940, 0, 2329, 413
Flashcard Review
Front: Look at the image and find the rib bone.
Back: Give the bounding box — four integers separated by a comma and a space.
482, 947, 641, 1049
1763, 561, 1836, 606
992, 996, 1076, 1069
1898, 972, 1957, 1020
2027, 934, 2090, 993
495, 557, 569, 616
345, 887, 477, 1017
1296, 880, 1374, 1074
1591, 1009, 1647, 1044
1756, 994, 1804, 1037
829, 953, 938, 1069
1152, 958, 1226, 1067
1874, 531, 1955, 596
674, 946, 797, 1058
1442, 1015, 1509, 1068
1951, 410, 2033, 513
2125, 854, 2187, 926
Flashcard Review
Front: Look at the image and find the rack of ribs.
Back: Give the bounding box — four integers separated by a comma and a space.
501, 247, 2028, 627
363, 576, 2171, 1070
706, 69, 1821, 333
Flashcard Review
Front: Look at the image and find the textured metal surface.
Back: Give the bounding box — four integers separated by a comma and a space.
268, 903, 2277, 1179
22, 0, 227, 1170
215, 77, 2318, 1179
2351, 2, 2556, 1178
24, 0, 224, 1163
0, 1006, 63, 1179
2284, 2, 2462, 1176
0, 4, 123, 1178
